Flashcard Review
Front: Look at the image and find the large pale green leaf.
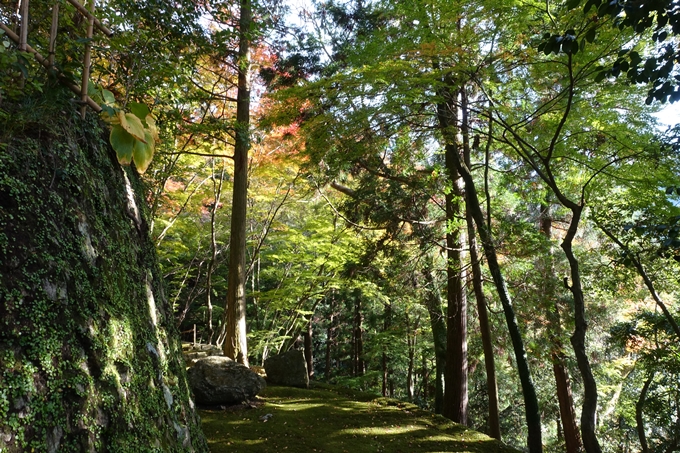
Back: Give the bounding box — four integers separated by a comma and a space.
110, 125, 135, 165
117, 111, 147, 142
132, 130, 155, 173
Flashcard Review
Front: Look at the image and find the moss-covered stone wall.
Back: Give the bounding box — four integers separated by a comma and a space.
0, 93, 208, 452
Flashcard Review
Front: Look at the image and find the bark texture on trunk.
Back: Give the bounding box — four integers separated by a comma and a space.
561, 206, 600, 453
222, 0, 252, 366
325, 293, 336, 381
463, 101, 500, 440
440, 91, 468, 425
303, 319, 314, 378
424, 266, 447, 414
540, 205, 582, 453
353, 290, 365, 376
466, 211, 501, 439
435, 83, 542, 452
382, 302, 392, 397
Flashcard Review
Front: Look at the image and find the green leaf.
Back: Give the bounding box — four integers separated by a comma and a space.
129, 102, 151, 121
118, 111, 147, 142
101, 105, 116, 117
585, 27, 597, 43
584, 0, 599, 13
132, 130, 155, 173
110, 125, 135, 165
102, 89, 116, 105
562, 40, 573, 54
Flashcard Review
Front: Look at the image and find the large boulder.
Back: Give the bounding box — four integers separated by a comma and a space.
188, 356, 266, 405
264, 350, 309, 388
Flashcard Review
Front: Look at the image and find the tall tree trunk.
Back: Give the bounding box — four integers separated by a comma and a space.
463, 97, 500, 440
353, 290, 365, 376
382, 302, 392, 397
222, 0, 251, 366
436, 83, 542, 453
636, 373, 654, 453
325, 291, 336, 381
561, 205, 600, 453
206, 160, 226, 345
303, 318, 314, 378
440, 87, 468, 425
540, 204, 582, 453
423, 265, 447, 414
422, 352, 429, 401
406, 311, 419, 401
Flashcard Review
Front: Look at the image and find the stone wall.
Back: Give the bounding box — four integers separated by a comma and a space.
0, 93, 208, 452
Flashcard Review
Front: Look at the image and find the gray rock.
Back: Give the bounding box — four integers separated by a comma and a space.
188, 356, 266, 405
264, 350, 309, 388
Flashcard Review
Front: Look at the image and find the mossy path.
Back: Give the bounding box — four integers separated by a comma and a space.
200, 385, 520, 453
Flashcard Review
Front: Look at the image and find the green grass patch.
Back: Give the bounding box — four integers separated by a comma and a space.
200, 385, 521, 453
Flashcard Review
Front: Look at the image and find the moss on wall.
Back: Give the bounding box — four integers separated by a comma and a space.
0, 91, 209, 452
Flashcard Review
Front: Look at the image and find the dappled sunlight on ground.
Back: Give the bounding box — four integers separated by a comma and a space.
200, 385, 521, 453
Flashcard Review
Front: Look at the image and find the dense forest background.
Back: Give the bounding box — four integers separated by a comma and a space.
2, 0, 680, 452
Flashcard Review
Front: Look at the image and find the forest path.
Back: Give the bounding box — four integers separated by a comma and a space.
199, 384, 520, 453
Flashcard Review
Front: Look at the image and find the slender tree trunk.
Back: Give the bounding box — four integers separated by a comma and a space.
423, 265, 447, 414
325, 313, 334, 381
596, 223, 680, 341
435, 83, 542, 452
206, 160, 225, 345
463, 98, 500, 440
406, 311, 419, 401
422, 352, 429, 401
382, 302, 392, 397
353, 290, 365, 376
303, 318, 314, 378
540, 204, 582, 453
561, 206, 599, 453
636, 373, 654, 453
466, 207, 501, 438
222, 0, 251, 366
325, 291, 336, 381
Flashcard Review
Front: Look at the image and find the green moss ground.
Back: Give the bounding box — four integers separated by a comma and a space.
200, 385, 521, 453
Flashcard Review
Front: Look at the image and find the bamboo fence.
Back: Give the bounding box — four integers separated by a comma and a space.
1, 0, 114, 116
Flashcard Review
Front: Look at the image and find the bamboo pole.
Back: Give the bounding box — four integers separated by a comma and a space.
80, 0, 95, 118
48, 2, 59, 68
65, 0, 112, 36
0, 23, 102, 112
19, 0, 28, 52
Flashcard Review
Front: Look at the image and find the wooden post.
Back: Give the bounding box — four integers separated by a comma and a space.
80, 0, 95, 118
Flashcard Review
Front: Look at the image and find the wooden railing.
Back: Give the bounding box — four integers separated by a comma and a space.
1, 0, 113, 116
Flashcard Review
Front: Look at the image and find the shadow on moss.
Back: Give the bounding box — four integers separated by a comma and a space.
200, 385, 521, 453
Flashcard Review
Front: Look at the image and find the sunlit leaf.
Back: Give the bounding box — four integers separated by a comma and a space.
102, 89, 116, 105
110, 125, 134, 165
117, 111, 147, 142
132, 130, 156, 173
